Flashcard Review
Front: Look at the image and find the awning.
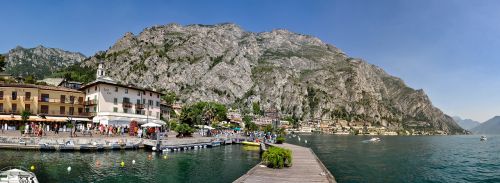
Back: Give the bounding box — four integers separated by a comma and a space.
91, 113, 166, 126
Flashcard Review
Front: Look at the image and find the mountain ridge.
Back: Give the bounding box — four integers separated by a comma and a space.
78, 23, 463, 134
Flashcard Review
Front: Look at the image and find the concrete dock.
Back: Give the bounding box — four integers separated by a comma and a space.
234, 143, 335, 183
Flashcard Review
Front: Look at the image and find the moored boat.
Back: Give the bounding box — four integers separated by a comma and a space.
242, 141, 260, 146
0, 166, 39, 183
480, 136, 487, 141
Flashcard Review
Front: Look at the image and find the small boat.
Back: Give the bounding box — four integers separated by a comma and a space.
0, 166, 39, 183
211, 141, 222, 147
369, 137, 381, 142
480, 136, 487, 141
242, 141, 260, 146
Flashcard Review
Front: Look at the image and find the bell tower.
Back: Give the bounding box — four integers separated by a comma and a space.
96, 61, 105, 78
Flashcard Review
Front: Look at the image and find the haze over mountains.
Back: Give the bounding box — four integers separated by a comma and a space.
470, 116, 500, 134
1, 23, 465, 134
452, 116, 481, 130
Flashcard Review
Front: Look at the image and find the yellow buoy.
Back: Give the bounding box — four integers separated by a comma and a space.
163, 155, 168, 159
120, 161, 125, 167
30, 165, 35, 171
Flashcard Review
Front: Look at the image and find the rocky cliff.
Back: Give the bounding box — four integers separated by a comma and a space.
82, 23, 463, 134
3, 45, 86, 78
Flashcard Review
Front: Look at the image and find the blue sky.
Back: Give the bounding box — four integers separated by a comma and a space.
1, 0, 499, 122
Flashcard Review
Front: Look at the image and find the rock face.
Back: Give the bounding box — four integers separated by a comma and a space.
452, 116, 480, 130
471, 116, 500, 134
83, 23, 463, 134
3, 45, 86, 78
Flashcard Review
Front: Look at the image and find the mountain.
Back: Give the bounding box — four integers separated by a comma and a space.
81, 23, 463, 134
3, 45, 86, 79
452, 116, 481, 130
471, 116, 500, 134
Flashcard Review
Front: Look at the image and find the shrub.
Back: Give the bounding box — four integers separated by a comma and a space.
19, 125, 25, 134
174, 123, 195, 137
276, 136, 285, 144
262, 146, 292, 168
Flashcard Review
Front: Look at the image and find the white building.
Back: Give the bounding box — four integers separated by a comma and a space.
79, 61, 165, 126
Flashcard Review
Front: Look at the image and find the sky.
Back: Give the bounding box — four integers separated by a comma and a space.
1, 0, 500, 122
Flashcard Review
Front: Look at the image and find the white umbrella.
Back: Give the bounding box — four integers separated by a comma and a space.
141, 122, 162, 127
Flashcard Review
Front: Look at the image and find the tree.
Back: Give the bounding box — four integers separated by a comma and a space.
284, 115, 299, 128
243, 115, 258, 132
161, 91, 177, 105
21, 110, 31, 123
24, 75, 36, 84
0, 55, 6, 72
179, 101, 227, 126
252, 102, 261, 115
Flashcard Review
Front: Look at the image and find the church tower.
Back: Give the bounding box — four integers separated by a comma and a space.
96, 61, 105, 78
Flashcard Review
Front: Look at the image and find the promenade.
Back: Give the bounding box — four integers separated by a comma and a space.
235, 143, 335, 183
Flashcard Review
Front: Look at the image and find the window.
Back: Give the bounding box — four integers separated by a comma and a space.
12, 104, 17, 113
149, 92, 152, 97
113, 107, 118, 112
157, 112, 160, 118
157, 94, 159, 98
142, 99, 146, 104
41, 94, 49, 102
87, 89, 90, 93
148, 111, 152, 116
156, 101, 160, 107
123, 108, 128, 113
148, 100, 153, 106
95, 86, 97, 91
69, 96, 75, 104
12, 91, 17, 100
93, 107, 96, 112
69, 107, 74, 115
60, 95, 66, 103
0, 91, 3, 100
136, 99, 141, 104
25, 92, 31, 100
78, 108, 83, 115
123, 97, 130, 103
115, 87, 118, 92
78, 97, 83, 104
0, 103, 3, 112
114, 98, 118, 105
60, 106, 65, 115
41, 105, 49, 114
125, 89, 128, 94
138, 91, 141, 96
25, 104, 30, 112
136, 110, 141, 114
143, 91, 146, 95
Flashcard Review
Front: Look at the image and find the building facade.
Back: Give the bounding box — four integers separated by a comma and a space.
0, 83, 90, 130
79, 62, 164, 126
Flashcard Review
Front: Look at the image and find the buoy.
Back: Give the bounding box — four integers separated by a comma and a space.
96, 160, 101, 167
30, 165, 35, 171
120, 161, 125, 167
132, 160, 136, 164
152, 146, 157, 151
163, 155, 168, 159
67, 166, 71, 172
305, 140, 308, 144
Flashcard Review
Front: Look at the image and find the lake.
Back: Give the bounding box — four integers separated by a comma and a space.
0, 144, 261, 183
287, 134, 500, 183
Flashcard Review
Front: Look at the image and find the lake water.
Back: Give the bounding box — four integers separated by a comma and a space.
287, 134, 500, 183
0, 144, 261, 183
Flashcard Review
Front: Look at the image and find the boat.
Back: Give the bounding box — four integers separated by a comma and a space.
480, 136, 487, 141
0, 166, 39, 183
333, 131, 350, 135
369, 137, 381, 142
241, 141, 260, 146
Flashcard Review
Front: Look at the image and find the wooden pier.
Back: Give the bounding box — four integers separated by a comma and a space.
234, 143, 335, 183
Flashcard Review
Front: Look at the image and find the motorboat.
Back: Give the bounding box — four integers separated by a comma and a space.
368, 137, 381, 142
0, 166, 39, 183
480, 136, 487, 141
241, 141, 260, 146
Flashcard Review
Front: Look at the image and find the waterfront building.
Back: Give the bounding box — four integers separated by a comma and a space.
0, 83, 90, 130
79, 61, 164, 126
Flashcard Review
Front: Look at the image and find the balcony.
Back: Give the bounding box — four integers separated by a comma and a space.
38, 98, 58, 103
84, 100, 97, 106
23, 97, 34, 102
135, 103, 145, 109
0, 110, 21, 115
37, 110, 96, 117
122, 102, 133, 108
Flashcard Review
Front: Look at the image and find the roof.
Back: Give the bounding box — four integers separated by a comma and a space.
79, 80, 162, 94
37, 78, 65, 86
0, 83, 83, 93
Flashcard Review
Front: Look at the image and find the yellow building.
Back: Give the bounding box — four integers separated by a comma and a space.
0, 83, 91, 129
